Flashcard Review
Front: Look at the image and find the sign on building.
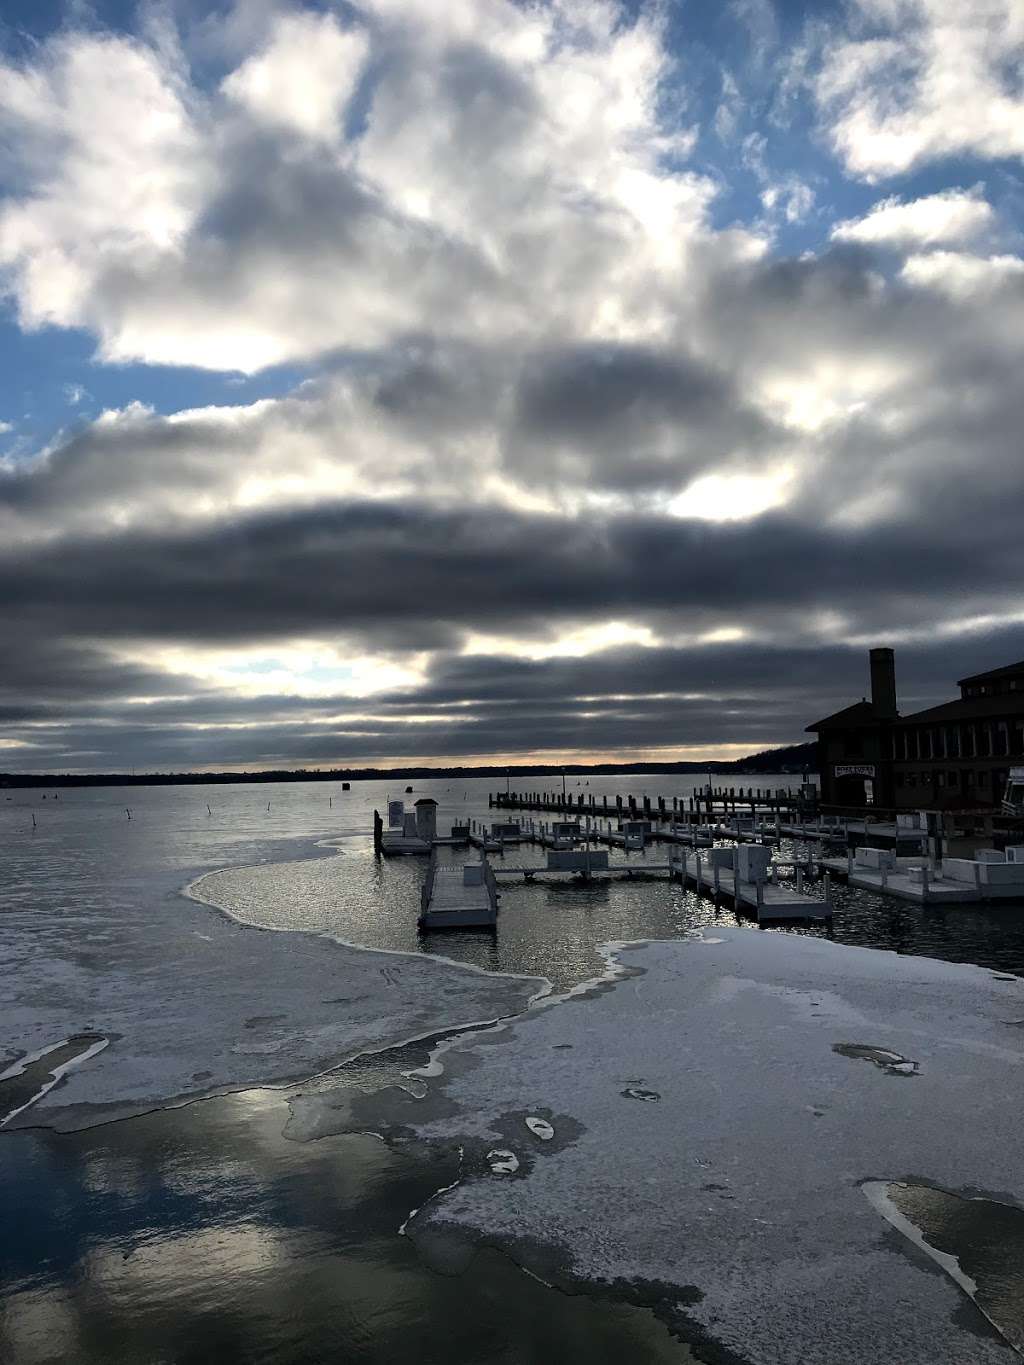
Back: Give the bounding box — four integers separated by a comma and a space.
834, 764, 875, 778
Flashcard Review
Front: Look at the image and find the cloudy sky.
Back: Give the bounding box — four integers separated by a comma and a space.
1, 0, 1023, 773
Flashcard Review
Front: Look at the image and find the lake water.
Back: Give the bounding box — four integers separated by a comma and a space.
3, 774, 1024, 1363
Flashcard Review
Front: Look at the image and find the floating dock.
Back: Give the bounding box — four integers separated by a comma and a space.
820, 847, 1024, 904
419, 855, 499, 929
671, 850, 832, 922
494, 848, 671, 881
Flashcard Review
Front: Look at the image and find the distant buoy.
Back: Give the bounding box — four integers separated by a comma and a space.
31, 813, 36, 829
207, 804, 212, 816
126, 809, 131, 820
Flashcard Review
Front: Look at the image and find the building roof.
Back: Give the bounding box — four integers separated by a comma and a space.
413, 796, 438, 805
898, 692, 1024, 724
805, 700, 880, 733
957, 659, 1024, 687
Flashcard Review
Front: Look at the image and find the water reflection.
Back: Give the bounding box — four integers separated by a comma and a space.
0, 1086, 691, 1363
200, 833, 1024, 992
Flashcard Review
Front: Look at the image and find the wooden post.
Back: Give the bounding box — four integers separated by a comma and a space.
373, 809, 383, 853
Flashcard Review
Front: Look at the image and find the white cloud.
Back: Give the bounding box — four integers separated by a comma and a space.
900, 250, 1024, 298
0, 0, 732, 373
818, 0, 1024, 179
221, 10, 369, 140
760, 177, 815, 225
831, 189, 996, 250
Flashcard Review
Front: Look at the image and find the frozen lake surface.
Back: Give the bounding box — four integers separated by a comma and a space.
3, 776, 1024, 1362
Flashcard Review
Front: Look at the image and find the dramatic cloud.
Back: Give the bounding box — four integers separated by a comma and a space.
0, 0, 1022, 771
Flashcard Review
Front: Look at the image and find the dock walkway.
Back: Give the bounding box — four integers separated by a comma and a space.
671, 852, 831, 922
419, 856, 499, 929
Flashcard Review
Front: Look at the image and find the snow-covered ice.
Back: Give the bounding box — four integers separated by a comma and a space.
389, 930, 1024, 1363
1, 866, 543, 1130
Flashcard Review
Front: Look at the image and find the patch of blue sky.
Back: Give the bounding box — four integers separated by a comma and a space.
0, 310, 310, 458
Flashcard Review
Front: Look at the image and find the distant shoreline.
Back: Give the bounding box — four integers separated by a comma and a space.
1, 746, 816, 789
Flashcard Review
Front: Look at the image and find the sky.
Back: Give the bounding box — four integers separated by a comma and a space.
1, 0, 1024, 773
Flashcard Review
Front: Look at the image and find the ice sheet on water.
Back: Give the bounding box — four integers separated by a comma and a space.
395, 930, 1024, 1365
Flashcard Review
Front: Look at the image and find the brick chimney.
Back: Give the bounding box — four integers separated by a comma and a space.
869, 647, 897, 717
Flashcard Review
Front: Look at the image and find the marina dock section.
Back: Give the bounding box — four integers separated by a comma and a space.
670, 846, 832, 922
821, 846, 1024, 904
419, 853, 499, 930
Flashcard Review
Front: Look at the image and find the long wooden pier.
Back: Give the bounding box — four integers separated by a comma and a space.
491, 783, 816, 825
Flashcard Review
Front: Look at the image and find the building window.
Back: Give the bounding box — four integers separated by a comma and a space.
947, 725, 960, 758
964, 724, 976, 758
996, 721, 1009, 757
947, 771, 959, 786
979, 724, 992, 758
1014, 721, 1024, 756
976, 770, 989, 788
936, 772, 946, 787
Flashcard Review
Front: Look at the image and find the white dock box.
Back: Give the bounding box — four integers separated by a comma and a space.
388, 800, 405, 828
736, 845, 772, 883
403, 812, 418, 837
1007, 848, 1024, 864
896, 813, 921, 829
855, 847, 896, 870
463, 864, 484, 886
709, 847, 735, 870
976, 849, 1006, 863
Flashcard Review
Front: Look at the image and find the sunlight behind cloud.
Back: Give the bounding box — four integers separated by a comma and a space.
668, 468, 794, 520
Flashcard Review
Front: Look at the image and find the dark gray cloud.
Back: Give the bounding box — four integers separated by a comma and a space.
510, 343, 780, 489
3, 492, 1024, 770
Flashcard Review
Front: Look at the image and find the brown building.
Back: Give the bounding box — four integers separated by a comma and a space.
807, 651, 1024, 810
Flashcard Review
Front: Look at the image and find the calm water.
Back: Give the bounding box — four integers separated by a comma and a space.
3, 774, 1024, 1363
